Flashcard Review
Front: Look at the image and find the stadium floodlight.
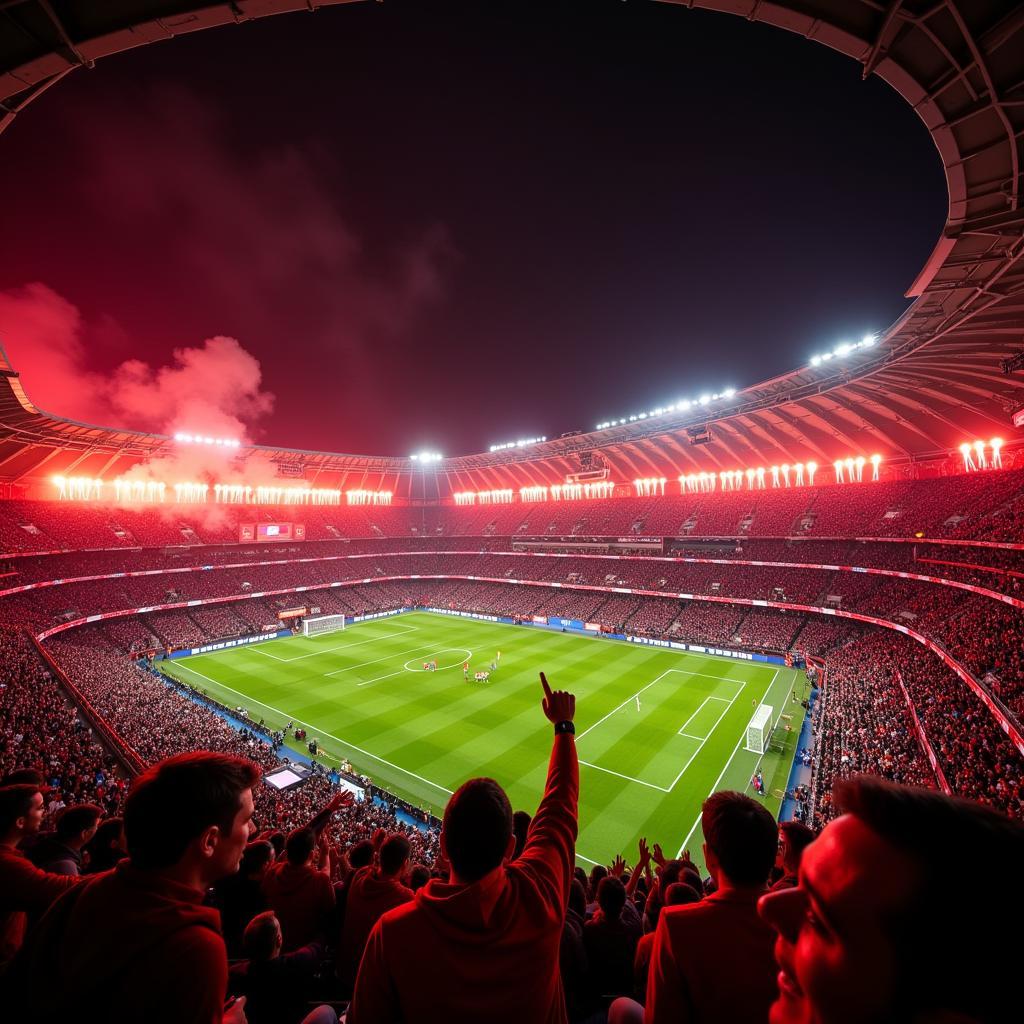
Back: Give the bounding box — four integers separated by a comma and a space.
722, 387, 736, 398
699, 394, 711, 406
807, 461, 817, 485
410, 451, 443, 463
810, 355, 822, 367
991, 437, 1004, 469
175, 432, 240, 448
834, 342, 853, 357
862, 333, 877, 346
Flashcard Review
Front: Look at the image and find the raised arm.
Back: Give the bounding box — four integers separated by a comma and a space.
515, 672, 579, 909
304, 789, 353, 835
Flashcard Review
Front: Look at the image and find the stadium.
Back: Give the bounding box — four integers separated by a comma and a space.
1, 2, 1023, 1023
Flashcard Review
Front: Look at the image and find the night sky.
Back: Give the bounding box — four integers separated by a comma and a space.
0, 0, 947, 457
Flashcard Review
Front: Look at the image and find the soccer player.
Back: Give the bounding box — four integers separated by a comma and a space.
463, 662, 469, 681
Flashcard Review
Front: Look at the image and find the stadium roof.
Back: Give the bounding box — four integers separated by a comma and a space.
0, 0, 1022, 496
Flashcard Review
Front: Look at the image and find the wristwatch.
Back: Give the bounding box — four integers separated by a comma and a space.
554, 720, 575, 735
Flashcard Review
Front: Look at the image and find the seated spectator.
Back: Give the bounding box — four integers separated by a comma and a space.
634, 883, 701, 1003
20, 751, 257, 1023
28, 803, 102, 876
612, 791, 778, 1023
770, 820, 815, 892
583, 876, 639, 1011
407, 863, 431, 893
0, 783, 81, 970
561, 878, 588, 1022
759, 776, 1024, 1024
333, 838, 374, 934
229, 910, 337, 1024
214, 839, 274, 958
82, 816, 126, 874
263, 827, 335, 952
337, 833, 412, 986
348, 672, 578, 1023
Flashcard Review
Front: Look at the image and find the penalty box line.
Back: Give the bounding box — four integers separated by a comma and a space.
665, 677, 746, 792
577, 668, 746, 793
250, 623, 419, 663
168, 661, 456, 798
676, 667, 782, 857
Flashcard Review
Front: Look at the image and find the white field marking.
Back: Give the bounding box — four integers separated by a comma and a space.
676, 668, 782, 857
666, 681, 745, 792
249, 623, 419, 663
323, 641, 452, 678
577, 669, 746, 791
167, 661, 455, 796
677, 695, 731, 737
579, 760, 669, 793
575, 669, 678, 742
357, 647, 481, 688
402, 649, 473, 673
576, 853, 601, 866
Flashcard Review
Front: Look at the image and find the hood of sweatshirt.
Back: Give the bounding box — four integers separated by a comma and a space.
33, 861, 221, 997
265, 860, 321, 897
352, 866, 411, 905
411, 863, 557, 942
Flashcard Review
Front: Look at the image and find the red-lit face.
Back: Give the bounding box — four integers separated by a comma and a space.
758, 815, 919, 1024
204, 788, 255, 883
21, 791, 45, 835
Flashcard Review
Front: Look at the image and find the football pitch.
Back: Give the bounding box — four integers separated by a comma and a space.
161, 612, 804, 869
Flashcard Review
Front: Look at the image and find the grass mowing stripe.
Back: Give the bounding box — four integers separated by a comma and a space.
165, 613, 802, 865
169, 659, 455, 796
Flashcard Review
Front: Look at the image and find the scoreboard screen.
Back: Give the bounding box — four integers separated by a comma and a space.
238, 523, 306, 543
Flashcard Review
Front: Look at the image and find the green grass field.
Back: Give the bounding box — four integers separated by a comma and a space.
161, 612, 804, 870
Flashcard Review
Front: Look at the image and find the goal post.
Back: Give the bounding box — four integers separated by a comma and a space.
302, 613, 347, 637
744, 704, 773, 755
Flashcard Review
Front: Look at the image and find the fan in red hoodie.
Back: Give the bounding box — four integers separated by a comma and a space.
336, 832, 413, 988
349, 672, 578, 1024
262, 825, 335, 951
18, 752, 259, 1024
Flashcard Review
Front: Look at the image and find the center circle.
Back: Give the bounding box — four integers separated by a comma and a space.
403, 648, 473, 672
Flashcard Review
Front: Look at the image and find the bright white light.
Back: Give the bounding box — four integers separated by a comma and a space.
699, 394, 711, 406
834, 343, 853, 357
810, 356, 822, 367
821, 353, 833, 362
862, 334, 876, 346
723, 387, 736, 398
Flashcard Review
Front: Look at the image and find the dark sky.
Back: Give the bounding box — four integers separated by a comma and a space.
0, 0, 947, 457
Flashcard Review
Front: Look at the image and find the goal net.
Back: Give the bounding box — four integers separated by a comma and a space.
744, 704, 773, 755
302, 613, 347, 637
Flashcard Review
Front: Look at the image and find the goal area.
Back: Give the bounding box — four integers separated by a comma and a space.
744, 704, 774, 755
302, 613, 347, 637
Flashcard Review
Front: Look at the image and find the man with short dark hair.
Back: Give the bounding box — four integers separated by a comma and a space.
28, 803, 103, 876
262, 826, 335, 951
230, 911, 336, 1024
641, 791, 778, 1022
349, 672, 578, 1023
583, 875, 638, 1010
337, 833, 412, 986
0, 784, 81, 970
21, 751, 258, 1023
759, 776, 1024, 1024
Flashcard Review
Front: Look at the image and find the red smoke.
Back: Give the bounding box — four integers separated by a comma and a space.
0, 281, 274, 443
